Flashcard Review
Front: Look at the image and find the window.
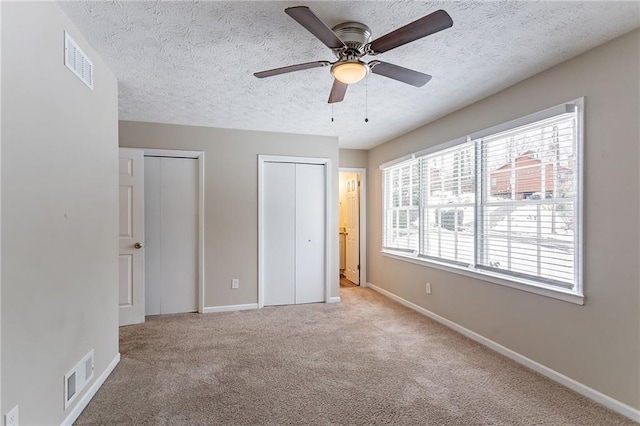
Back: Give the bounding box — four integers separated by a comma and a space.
421, 143, 475, 265
381, 100, 582, 300
383, 161, 420, 252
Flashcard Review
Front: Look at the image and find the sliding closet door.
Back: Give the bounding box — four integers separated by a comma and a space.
145, 156, 198, 315
263, 162, 296, 306
295, 164, 325, 304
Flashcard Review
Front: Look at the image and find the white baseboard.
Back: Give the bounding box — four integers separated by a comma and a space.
202, 303, 258, 313
61, 352, 120, 426
329, 296, 341, 303
367, 282, 640, 423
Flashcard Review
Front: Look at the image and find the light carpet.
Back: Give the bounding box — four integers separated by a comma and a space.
76, 287, 634, 425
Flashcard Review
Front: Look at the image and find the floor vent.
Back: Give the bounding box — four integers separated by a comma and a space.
64, 349, 94, 409
64, 31, 94, 90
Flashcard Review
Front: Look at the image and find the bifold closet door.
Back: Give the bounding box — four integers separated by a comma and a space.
295, 164, 325, 304
145, 156, 198, 315
263, 162, 296, 306
263, 162, 325, 306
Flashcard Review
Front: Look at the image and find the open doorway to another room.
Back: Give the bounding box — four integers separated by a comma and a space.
339, 168, 366, 288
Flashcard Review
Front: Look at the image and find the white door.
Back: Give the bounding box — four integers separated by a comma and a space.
263, 162, 296, 306
144, 157, 198, 315
119, 148, 145, 326
295, 164, 326, 304
263, 162, 325, 306
345, 176, 360, 284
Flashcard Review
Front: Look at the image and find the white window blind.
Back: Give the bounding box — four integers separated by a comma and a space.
476, 113, 577, 288
420, 142, 475, 265
381, 101, 581, 295
383, 160, 420, 252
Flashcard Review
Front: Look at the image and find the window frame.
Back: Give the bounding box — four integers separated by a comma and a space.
380, 99, 584, 305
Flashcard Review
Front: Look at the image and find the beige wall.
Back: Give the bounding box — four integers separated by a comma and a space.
1, 2, 119, 423
339, 149, 368, 168
119, 121, 340, 306
367, 29, 640, 408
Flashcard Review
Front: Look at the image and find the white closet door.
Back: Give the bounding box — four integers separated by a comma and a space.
160, 157, 198, 313
144, 157, 162, 315
263, 162, 296, 306
145, 156, 198, 315
295, 164, 325, 304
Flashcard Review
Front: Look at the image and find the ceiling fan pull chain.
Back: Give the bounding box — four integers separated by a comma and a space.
331, 104, 334, 122
365, 76, 369, 123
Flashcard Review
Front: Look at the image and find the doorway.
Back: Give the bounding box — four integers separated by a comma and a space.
117, 148, 205, 326
339, 168, 366, 287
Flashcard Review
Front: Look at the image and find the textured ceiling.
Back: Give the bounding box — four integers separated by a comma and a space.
59, 1, 639, 149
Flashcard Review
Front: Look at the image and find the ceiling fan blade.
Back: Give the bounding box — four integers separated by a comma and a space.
285, 6, 346, 50
368, 10, 453, 54
254, 61, 331, 78
369, 61, 432, 87
328, 79, 348, 103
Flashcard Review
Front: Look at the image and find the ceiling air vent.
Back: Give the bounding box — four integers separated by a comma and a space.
64, 31, 94, 90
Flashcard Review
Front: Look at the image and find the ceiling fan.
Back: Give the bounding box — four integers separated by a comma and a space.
254, 6, 453, 103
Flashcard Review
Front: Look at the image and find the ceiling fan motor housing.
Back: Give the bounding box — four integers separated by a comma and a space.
331, 21, 372, 56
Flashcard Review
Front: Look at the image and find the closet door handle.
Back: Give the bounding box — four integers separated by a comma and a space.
134, 242, 144, 249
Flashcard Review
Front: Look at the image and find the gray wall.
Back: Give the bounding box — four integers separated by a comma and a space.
119, 121, 340, 307
339, 149, 368, 168
367, 29, 640, 408
1, 2, 119, 423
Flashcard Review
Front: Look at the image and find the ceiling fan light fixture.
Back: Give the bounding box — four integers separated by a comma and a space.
331, 61, 369, 85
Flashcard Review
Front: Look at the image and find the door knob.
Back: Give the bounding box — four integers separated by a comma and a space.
134, 242, 144, 249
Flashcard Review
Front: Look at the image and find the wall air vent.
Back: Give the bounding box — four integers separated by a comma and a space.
64, 349, 95, 409
64, 31, 94, 90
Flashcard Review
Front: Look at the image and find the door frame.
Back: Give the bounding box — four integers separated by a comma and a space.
143, 148, 206, 313
258, 155, 332, 308
339, 167, 367, 287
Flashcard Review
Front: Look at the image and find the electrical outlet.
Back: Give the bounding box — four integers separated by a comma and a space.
425, 282, 432, 294
5, 405, 18, 426
232, 279, 239, 289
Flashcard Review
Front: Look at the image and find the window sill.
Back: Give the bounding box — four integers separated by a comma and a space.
381, 250, 584, 305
